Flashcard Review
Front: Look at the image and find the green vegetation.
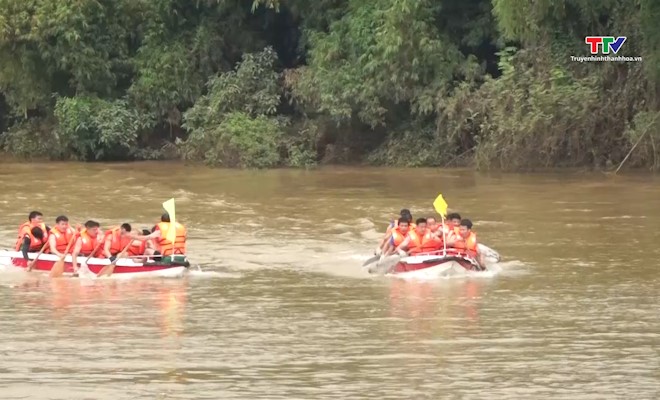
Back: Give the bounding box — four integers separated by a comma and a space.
0, 0, 658, 170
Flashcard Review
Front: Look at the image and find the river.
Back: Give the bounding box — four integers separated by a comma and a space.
0, 162, 658, 399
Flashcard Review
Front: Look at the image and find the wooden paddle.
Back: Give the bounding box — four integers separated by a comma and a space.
96, 241, 133, 278
26, 242, 49, 272
50, 235, 77, 278
76, 238, 106, 277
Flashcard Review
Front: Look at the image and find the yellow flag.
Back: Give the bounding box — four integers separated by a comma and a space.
433, 194, 448, 218
162, 198, 176, 243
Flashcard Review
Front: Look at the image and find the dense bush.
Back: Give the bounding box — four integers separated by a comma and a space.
54, 97, 150, 161
183, 112, 283, 168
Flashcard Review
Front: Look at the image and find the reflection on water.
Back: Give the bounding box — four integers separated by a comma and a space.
0, 163, 659, 399
8, 276, 188, 339
388, 279, 486, 340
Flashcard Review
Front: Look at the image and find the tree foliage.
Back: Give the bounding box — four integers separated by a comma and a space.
0, 0, 658, 170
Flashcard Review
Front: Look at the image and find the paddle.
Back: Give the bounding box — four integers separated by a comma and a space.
368, 254, 402, 275
75, 238, 106, 277
26, 242, 49, 272
50, 234, 77, 278
477, 243, 501, 263
362, 254, 380, 267
96, 241, 132, 278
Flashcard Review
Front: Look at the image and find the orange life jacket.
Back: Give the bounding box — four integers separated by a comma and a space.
453, 231, 478, 256
105, 227, 145, 256
128, 240, 146, 256
408, 230, 441, 255
14, 227, 46, 252
434, 223, 455, 243
156, 222, 187, 256
390, 227, 409, 247
50, 226, 77, 253
105, 227, 130, 255
79, 229, 103, 257
16, 221, 48, 251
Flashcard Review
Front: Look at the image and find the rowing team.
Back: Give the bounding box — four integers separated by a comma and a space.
14, 211, 187, 274
376, 209, 485, 266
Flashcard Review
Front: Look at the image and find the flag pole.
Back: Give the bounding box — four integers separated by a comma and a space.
441, 214, 447, 255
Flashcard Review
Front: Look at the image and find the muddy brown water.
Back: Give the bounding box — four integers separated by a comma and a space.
0, 162, 658, 399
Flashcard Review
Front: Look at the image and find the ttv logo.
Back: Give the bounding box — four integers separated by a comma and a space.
585, 36, 626, 55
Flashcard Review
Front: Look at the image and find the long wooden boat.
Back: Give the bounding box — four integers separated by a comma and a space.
0, 250, 190, 278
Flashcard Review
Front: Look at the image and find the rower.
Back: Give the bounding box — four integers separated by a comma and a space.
141, 229, 157, 256
381, 218, 411, 256
376, 209, 413, 256
15, 211, 50, 250
450, 219, 485, 267
428, 216, 456, 245
71, 220, 103, 274
48, 216, 76, 258
394, 218, 439, 256
103, 223, 147, 261
447, 212, 462, 234
132, 213, 187, 258
16, 226, 46, 260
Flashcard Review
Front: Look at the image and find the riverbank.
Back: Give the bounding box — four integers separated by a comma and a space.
3, 157, 659, 182
1, 148, 655, 175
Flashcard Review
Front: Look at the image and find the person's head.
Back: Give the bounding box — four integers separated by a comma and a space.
84, 220, 100, 237
448, 213, 461, 227
397, 218, 410, 234
426, 216, 438, 232
415, 217, 427, 234
29, 211, 43, 225
120, 223, 132, 235
55, 215, 69, 231
459, 218, 473, 238
151, 225, 157, 233
161, 213, 170, 223
142, 229, 151, 235
31, 226, 44, 241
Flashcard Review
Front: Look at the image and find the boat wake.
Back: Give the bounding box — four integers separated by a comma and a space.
188, 269, 242, 279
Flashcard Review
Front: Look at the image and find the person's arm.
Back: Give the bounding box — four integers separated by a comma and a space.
376, 224, 394, 254
477, 250, 486, 269
71, 237, 82, 272
103, 236, 113, 258
394, 236, 411, 256
382, 236, 397, 256
49, 234, 62, 257
378, 232, 394, 254
132, 231, 160, 241
20, 236, 31, 260
446, 230, 459, 247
